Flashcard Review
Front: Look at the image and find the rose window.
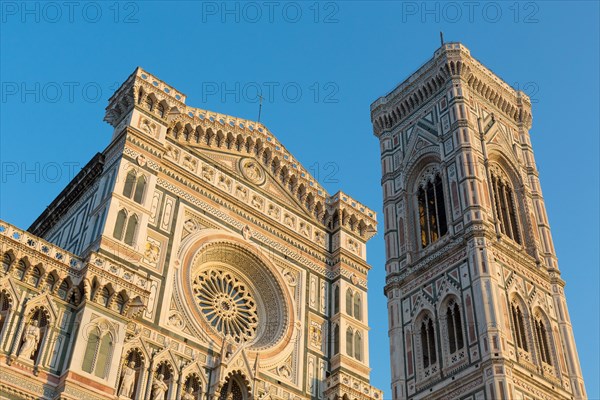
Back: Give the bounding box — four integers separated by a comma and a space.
193, 269, 258, 342
184, 241, 290, 350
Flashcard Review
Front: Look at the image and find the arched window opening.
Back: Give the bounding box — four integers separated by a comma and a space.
133, 175, 146, 204
333, 324, 340, 355
123, 170, 136, 198
30, 267, 42, 287
158, 103, 166, 118
354, 332, 363, 361
511, 303, 528, 352
57, 279, 70, 300
420, 315, 437, 368
99, 287, 111, 307
124, 214, 138, 245
534, 317, 552, 365
115, 293, 126, 314
346, 328, 354, 357
446, 300, 464, 354
137, 88, 144, 104
82, 327, 100, 373
417, 173, 448, 248
145, 96, 154, 111
353, 293, 362, 321
95, 333, 113, 378
345, 289, 353, 317
491, 172, 521, 244
0, 291, 10, 339
14, 260, 27, 280
113, 209, 127, 240
45, 274, 56, 292
333, 285, 340, 315
2, 253, 12, 272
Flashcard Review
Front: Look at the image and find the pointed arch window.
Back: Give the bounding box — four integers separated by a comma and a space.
113, 209, 128, 240
123, 170, 147, 204
333, 324, 340, 355
95, 333, 113, 378
158, 103, 166, 118
115, 293, 126, 314
333, 285, 340, 315
133, 175, 146, 204
491, 171, 521, 244
145, 96, 154, 111
30, 267, 42, 287
354, 331, 363, 361
124, 214, 138, 246
0, 291, 10, 340
353, 293, 362, 321
446, 300, 464, 354
511, 303, 528, 352
44, 274, 56, 292
417, 173, 448, 248
534, 316, 552, 365
99, 287, 111, 307
82, 328, 100, 373
57, 280, 70, 300
123, 170, 136, 199
420, 315, 437, 368
14, 260, 26, 280
346, 328, 354, 357
2, 253, 12, 272
345, 289, 353, 316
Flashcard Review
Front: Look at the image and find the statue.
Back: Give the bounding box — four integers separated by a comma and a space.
181, 386, 196, 400
151, 373, 168, 400
118, 361, 137, 398
18, 319, 41, 360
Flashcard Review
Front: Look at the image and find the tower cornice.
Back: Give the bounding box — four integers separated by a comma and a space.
370, 42, 533, 136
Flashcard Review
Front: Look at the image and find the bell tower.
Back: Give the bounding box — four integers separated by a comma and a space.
371, 43, 586, 400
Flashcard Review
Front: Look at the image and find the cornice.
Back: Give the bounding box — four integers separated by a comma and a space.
371, 42, 532, 136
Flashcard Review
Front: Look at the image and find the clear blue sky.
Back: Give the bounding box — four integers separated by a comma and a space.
1, 1, 598, 398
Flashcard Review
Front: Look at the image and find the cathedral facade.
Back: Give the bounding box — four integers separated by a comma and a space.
0, 68, 382, 400
371, 43, 587, 400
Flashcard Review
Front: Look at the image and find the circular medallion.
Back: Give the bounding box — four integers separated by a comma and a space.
240, 158, 265, 185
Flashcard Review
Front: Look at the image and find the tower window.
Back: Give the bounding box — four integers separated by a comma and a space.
333, 324, 340, 355
113, 209, 139, 246
420, 314, 437, 368
354, 331, 363, 361
446, 300, 464, 354
353, 293, 362, 321
491, 172, 521, 244
346, 288, 353, 316
417, 173, 448, 248
346, 327, 354, 357
122, 170, 147, 204
511, 303, 528, 352
534, 316, 552, 365
333, 285, 340, 315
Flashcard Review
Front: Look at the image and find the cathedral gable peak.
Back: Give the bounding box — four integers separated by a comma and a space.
107, 67, 377, 238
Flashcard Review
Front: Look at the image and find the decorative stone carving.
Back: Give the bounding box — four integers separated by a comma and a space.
18, 320, 41, 360
151, 374, 168, 400
240, 158, 266, 185
118, 361, 137, 398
